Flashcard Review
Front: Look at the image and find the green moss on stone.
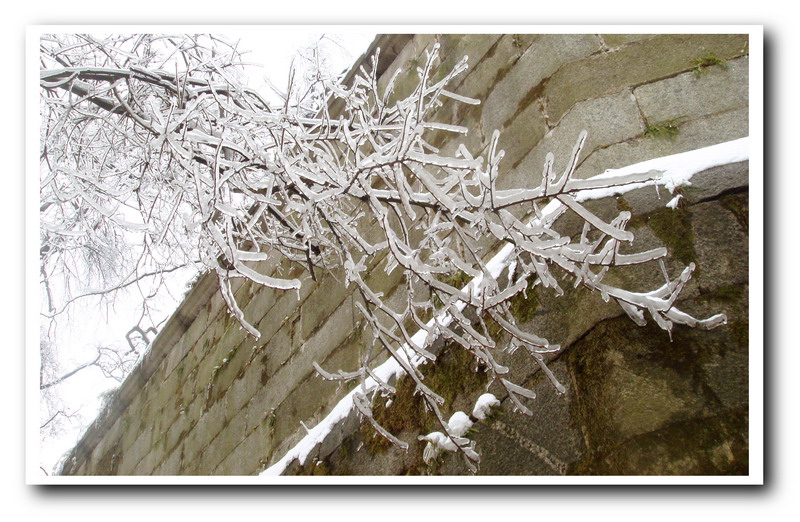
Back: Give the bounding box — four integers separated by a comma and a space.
699, 284, 746, 304
691, 54, 728, 77
720, 193, 749, 233
431, 35, 462, 85
646, 206, 698, 270
432, 270, 471, 309
289, 457, 333, 476
95, 441, 123, 475
210, 345, 239, 382
644, 118, 684, 140
361, 342, 488, 455
572, 409, 748, 475
508, 279, 539, 325
389, 67, 422, 104
361, 373, 423, 455
730, 319, 749, 351
616, 196, 634, 213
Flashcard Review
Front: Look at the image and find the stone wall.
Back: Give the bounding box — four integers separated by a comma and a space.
59, 33, 751, 476
287, 161, 749, 476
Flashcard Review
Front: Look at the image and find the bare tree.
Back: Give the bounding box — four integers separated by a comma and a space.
39, 322, 139, 466
39, 34, 725, 471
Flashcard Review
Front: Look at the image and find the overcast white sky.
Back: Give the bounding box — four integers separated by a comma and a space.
231, 30, 376, 101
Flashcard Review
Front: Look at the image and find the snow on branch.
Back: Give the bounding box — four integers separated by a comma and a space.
39, 34, 743, 475
260, 134, 746, 476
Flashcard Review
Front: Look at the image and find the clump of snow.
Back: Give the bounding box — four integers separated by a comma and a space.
418, 396, 494, 465
472, 393, 500, 420
420, 431, 456, 451
666, 194, 683, 209
447, 411, 473, 437
419, 431, 455, 464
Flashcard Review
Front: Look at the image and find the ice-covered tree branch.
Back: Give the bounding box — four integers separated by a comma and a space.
40, 34, 727, 472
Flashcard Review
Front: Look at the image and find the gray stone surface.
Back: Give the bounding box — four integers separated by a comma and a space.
543, 34, 749, 124
600, 34, 659, 48
482, 34, 602, 133
574, 108, 749, 180
635, 56, 749, 125
504, 90, 644, 192
475, 360, 583, 475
